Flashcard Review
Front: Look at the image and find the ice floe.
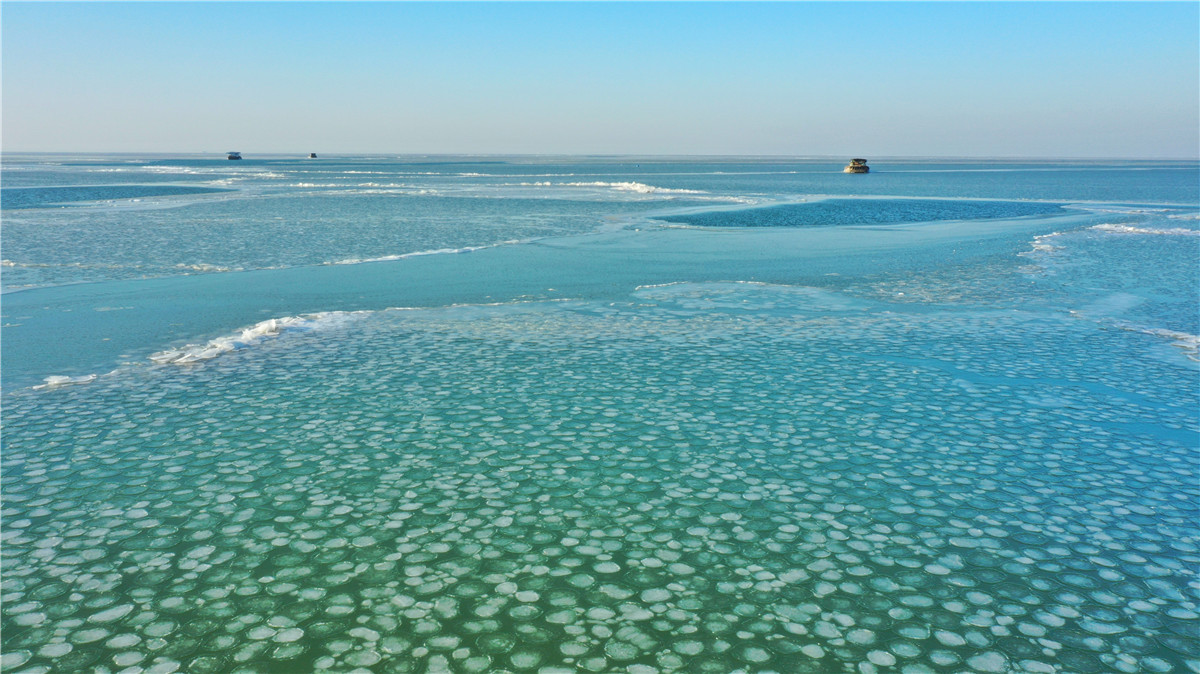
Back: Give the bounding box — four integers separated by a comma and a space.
149, 312, 366, 365
4, 280, 1197, 672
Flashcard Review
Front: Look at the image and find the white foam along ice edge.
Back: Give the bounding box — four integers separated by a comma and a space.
326, 240, 523, 266
517, 181, 706, 195
1023, 221, 1199, 259
1114, 322, 1200, 362
32, 300, 552, 389
1021, 232, 1065, 254
32, 374, 98, 390
1091, 223, 1200, 236
149, 311, 367, 365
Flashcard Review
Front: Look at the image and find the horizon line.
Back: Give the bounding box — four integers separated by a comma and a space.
3, 151, 1199, 162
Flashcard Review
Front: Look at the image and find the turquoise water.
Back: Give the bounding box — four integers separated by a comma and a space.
2, 155, 1198, 673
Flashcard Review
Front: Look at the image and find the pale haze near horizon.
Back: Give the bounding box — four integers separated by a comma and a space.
3, 2, 1197, 159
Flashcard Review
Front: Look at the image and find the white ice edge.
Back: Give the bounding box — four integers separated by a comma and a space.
1017, 231, 1068, 257
147, 296, 584, 369
148, 311, 368, 366
325, 240, 524, 266
31, 374, 98, 390
1021, 217, 1200, 259
512, 181, 707, 195
1113, 322, 1200, 361
1091, 223, 1200, 236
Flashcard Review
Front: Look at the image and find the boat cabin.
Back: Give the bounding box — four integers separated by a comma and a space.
843, 158, 869, 173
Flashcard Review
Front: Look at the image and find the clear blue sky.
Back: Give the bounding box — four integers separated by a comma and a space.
3, 2, 1197, 157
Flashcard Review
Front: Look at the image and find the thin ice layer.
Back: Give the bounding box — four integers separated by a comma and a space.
662, 198, 1067, 228
3, 281, 1196, 673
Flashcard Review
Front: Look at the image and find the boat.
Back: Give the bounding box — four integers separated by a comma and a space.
308, 153, 318, 159
843, 158, 869, 173
227, 151, 242, 160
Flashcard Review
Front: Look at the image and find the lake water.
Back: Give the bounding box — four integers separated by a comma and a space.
2, 155, 1197, 673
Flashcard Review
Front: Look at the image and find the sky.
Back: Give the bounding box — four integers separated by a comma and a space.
2, 2, 1197, 158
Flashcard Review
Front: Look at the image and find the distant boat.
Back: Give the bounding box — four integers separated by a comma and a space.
227, 152, 242, 161
308, 153, 318, 159
843, 158, 869, 173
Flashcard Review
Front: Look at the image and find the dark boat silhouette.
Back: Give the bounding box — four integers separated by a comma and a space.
843, 158, 869, 173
